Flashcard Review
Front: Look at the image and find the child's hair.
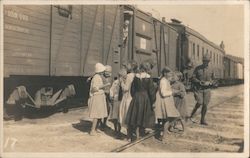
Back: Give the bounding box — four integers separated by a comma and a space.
118, 68, 127, 77
161, 66, 172, 77
127, 60, 138, 73
139, 62, 152, 73
174, 71, 183, 81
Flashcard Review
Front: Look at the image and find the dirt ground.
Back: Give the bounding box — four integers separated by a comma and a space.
3, 85, 244, 153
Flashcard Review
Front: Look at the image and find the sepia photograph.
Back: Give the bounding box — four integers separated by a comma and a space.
0, 0, 249, 157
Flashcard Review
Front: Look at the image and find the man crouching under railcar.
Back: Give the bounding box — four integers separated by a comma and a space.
189, 53, 215, 126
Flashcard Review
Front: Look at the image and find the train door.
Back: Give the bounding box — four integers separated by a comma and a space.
127, 8, 158, 77
121, 6, 134, 65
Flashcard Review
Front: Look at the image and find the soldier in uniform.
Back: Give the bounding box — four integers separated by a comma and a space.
189, 53, 215, 125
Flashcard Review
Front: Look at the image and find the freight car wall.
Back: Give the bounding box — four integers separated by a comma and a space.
4, 5, 122, 106
51, 5, 82, 76
4, 5, 51, 77
4, 5, 122, 77
82, 5, 121, 77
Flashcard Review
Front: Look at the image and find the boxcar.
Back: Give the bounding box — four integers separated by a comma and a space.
4, 5, 180, 119
4, 5, 123, 118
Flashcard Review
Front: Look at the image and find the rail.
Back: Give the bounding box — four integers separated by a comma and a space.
110, 92, 243, 152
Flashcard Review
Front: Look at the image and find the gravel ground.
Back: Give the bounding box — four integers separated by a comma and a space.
3, 85, 244, 153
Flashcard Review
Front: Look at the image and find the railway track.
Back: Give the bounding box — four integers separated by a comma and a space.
111, 93, 244, 152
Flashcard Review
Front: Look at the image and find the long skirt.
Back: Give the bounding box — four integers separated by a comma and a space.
119, 92, 132, 127
88, 93, 108, 119
125, 92, 155, 128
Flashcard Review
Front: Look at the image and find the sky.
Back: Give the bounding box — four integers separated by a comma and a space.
138, 5, 245, 58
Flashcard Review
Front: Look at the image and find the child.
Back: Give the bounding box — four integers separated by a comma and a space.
88, 63, 110, 136
172, 72, 188, 120
119, 60, 137, 140
154, 67, 180, 141
171, 71, 188, 122
109, 69, 127, 139
125, 62, 156, 141
101, 65, 112, 129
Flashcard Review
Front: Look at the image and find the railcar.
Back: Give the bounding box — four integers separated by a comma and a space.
4, 5, 123, 119
168, 19, 226, 88
3, 5, 244, 120
222, 55, 244, 86
3, 5, 180, 119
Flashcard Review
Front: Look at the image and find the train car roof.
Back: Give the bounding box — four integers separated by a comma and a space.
152, 17, 178, 32
125, 5, 178, 32
169, 21, 225, 54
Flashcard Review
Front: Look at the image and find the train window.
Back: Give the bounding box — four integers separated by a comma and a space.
202, 47, 204, 57
210, 51, 212, 62
193, 43, 195, 59
217, 54, 219, 65
213, 53, 215, 63
197, 45, 200, 60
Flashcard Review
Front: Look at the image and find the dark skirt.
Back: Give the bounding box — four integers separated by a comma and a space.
125, 92, 155, 128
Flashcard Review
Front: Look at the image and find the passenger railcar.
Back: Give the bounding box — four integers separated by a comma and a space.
222, 55, 244, 85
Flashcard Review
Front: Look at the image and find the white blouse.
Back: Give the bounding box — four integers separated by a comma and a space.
89, 74, 105, 97
159, 77, 172, 98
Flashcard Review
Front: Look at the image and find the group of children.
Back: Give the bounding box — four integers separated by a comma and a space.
87, 61, 188, 142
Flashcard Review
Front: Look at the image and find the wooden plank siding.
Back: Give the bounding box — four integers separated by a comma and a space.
4, 5, 51, 76
50, 5, 82, 76
4, 5, 122, 77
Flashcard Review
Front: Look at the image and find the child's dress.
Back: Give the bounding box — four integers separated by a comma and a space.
119, 72, 135, 127
109, 79, 121, 120
125, 72, 156, 128
171, 81, 187, 118
88, 74, 108, 119
154, 77, 180, 119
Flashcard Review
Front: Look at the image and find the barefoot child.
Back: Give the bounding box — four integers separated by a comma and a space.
88, 63, 110, 135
